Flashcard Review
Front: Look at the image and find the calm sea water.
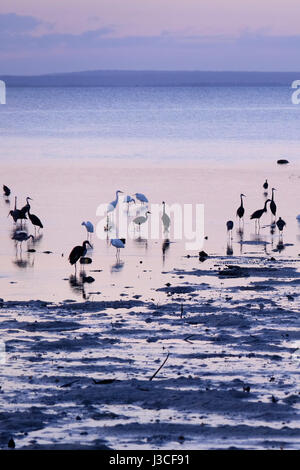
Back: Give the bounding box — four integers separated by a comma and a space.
1, 86, 300, 164
0, 86, 300, 301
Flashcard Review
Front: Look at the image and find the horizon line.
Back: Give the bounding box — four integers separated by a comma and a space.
2, 69, 300, 78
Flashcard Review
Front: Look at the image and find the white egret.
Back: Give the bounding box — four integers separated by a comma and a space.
133, 211, 151, 229
161, 201, 170, 233
82, 221, 94, 240
107, 190, 123, 214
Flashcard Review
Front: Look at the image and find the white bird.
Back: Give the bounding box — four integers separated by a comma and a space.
134, 193, 148, 204
133, 211, 151, 229
82, 221, 94, 240
161, 201, 170, 233
107, 190, 123, 214
110, 238, 126, 258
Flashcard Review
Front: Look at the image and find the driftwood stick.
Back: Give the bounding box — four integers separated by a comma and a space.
184, 334, 194, 343
149, 352, 170, 381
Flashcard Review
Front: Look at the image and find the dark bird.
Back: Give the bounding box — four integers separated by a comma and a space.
21, 197, 32, 214
263, 179, 268, 190
3, 185, 10, 196
276, 217, 286, 234
12, 231, 34, 246
8, 197, 27, 226
226, 220, 234, 232
28, 208, 43, 232
236, 194, 246, 220
69, 240, 92, 271
270, 188, 277, 217
250, 199, 271, 228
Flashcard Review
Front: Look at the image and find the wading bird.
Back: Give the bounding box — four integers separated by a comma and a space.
110, 238, 126, 258
21, 197, 32, 214
3, 185, 10, 197
124, 195, 135, 205
28, 209, 43, 233
236, 194, 246, 222
8, 197, 28, 227
276, 217, 286, 235
263, 179, 268, 190
82, 221, 94, 240
161, 201, 171, 232
226, 220, 234, 236
133, 211, 151, 229
134, 193, 148, 204
250, 199, 271, 229
270, 188, 277, 217
12, 231, 34, 248
69, 240, 92, 272
107, 190, 123, 214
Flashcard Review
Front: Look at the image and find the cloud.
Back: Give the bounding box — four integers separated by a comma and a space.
1, 13, 300, 72
0, 13, 43, 33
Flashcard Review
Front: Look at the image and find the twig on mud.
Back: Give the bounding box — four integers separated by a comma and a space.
149, 352, 170, 381
184, 334, 194, 343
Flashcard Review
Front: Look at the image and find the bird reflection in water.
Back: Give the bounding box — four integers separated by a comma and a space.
111, 260, 124, 273
31, 232, 43, 247
133, 236, 148, 250
162, 238, 170, 263
226, 240, 233, 256
275, 240, 285, 253
236, 227, 244, 255
12, 250, 35, 269
68, 271, 94, 300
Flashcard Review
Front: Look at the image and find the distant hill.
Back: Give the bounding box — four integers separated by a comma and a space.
0, 70, 298, 87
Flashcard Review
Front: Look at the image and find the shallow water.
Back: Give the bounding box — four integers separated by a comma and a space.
0, 161, 300, 302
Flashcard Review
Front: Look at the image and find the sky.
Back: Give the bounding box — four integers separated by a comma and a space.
1, 0, 300, 74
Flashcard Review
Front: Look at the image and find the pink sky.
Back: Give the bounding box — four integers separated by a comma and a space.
1, 0, 300, 74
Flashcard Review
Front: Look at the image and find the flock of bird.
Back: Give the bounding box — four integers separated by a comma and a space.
3, 185, 44, 248
4, 179, 288, 275
68, 190, 170, 272
227, 179, 286, 237
4, 184, 168, 273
